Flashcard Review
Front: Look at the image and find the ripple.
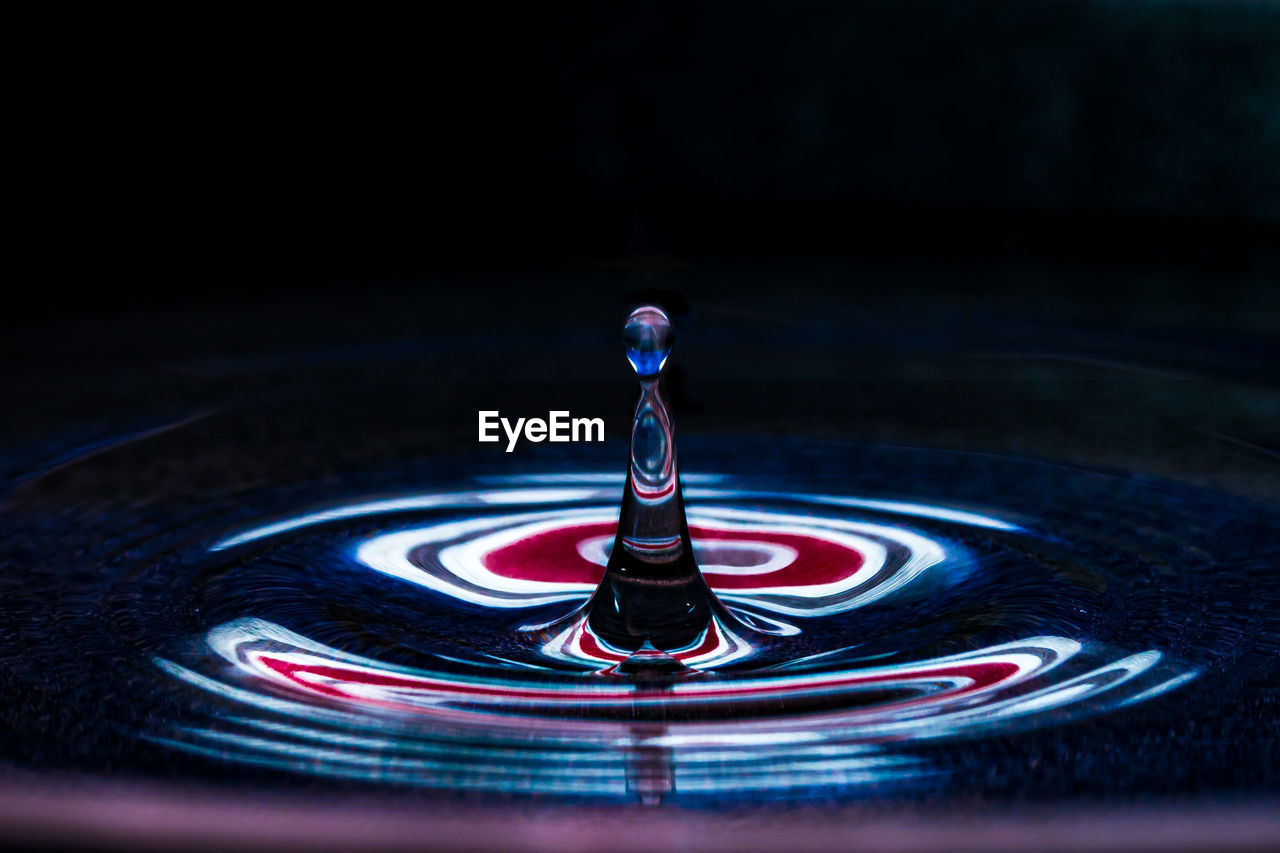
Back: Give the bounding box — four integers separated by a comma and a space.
4, 439, 1274, 806
143, 472, 1202, 800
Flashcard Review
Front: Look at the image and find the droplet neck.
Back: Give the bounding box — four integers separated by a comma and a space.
616, 378, 683, 564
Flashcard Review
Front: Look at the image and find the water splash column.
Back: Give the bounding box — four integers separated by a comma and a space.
584, 306, 722, 653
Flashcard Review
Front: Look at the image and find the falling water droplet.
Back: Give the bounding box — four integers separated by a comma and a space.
622, 305, 674, 379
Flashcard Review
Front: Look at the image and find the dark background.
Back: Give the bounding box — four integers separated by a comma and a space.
5, 0, 1277, 503
12, 1, 1280, 321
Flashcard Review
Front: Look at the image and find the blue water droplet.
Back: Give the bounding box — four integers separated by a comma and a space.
622, 305, 673, 378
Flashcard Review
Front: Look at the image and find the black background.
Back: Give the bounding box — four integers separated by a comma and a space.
12, 1, 1280, 321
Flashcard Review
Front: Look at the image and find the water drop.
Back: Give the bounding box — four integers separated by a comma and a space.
622, 305, 674, 379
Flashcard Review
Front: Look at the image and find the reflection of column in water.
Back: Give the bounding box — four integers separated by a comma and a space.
624, 722, 675, 806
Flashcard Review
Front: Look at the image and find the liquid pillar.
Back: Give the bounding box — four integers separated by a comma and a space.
582, 306, 737, 655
